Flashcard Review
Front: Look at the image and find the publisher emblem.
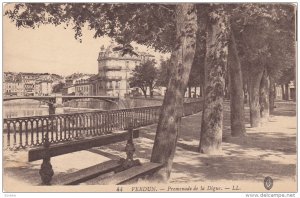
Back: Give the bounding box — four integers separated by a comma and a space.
264, 176, 273, 190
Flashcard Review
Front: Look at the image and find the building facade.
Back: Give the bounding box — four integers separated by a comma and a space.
35, 80, 53, 96
3, 72, 63, 96
3, 73, 24, 96
97, 43, 155, 97
74, 78, 94, 96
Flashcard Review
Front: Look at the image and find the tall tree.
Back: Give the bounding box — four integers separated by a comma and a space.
151, 4, 197, 181
199, 5, 230, 154
233, 4, 295, 127
128, 59, 158, 98
259, 68, 270, 121
5, 3, 197, 181
52, 82, 65, 93
228, 31, 246, 136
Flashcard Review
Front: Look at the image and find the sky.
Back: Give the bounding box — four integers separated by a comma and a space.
3, 12, 169, 77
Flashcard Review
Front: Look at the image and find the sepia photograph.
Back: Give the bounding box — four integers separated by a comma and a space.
2, 2, 297, 196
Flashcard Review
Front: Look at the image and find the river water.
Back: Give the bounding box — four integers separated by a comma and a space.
3, 100, 98, 119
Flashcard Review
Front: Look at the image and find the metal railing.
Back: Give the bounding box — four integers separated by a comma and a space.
3, 100, 203, 150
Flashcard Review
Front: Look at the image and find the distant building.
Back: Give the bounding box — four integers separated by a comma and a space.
275, 80, 296, 101
3, 73, 24, 96
35, 79, 53, 96
62, 85, 75, 96
97, 43, 155, 97
63, 73, 94, 96
74, 78, 93, 96
3, 72, 63, 96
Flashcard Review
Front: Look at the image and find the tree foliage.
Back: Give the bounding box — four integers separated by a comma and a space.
5, 3, 176, 51
230, 4, 296, 81
156, 58, 171, 87
52, 82, 65, 93
129, 59, 158, 98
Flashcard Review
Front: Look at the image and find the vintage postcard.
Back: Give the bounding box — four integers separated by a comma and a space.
2, 2, 297, 195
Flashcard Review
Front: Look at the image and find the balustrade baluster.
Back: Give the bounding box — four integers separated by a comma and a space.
25, 121, 29, 147
63, 116, 67, 140
55, 117, 59, 142
112, 112, 115, 131
142, 109, 145, 125
143, 108, 146, 125
117, 111, 121, 130
92, 114, 95, 136
121, 110, 125, 129
99, 113, 103, 134
149, 108, 152, 124
59, 117, 63, 141
110, 112, 114, 132
36, 120, 39, 145
106, 112, 110, 133
30, 120, 34, 146
70, 116, 74, 138
95, 113, 99, 135
88, 114, 92, 136
141, 109, 143, 126
51, 117, 54, 142
74, 116, 78, 138
108, 112, 112, 133
6, 122, 11, 149
19, 121, 23, 148
84, 115, 88, 136
78, 115, 82, 137
68, 116, 71, 139
147, 108, 150, 125
151, 108, 154, 124
13, 122, 17, 149
41, 119, 44, 143
94, 114, 97, 135
102, 113, 106, 133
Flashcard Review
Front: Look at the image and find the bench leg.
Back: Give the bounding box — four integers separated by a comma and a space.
116, 128, 141, 173
39, 133, 54, 185
39, 156, 54, 185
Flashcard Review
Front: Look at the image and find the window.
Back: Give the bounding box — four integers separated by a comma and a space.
116, 82, 120, 89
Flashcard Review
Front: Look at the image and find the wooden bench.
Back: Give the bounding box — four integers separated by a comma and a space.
85, 162, 163, 185
28, 125, 163, 185
29, 128, 140, 185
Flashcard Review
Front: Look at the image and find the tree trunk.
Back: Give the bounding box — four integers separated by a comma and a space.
228, 32, 246, 136
149, 87, 154, 98
243, 83, 248, 104
259, 69, 270, 122
194, 86, 197, 98
200, 85, 203, 97
269, 76, 275, 114
151, 4, 197, 182
224, 75, 230, 100
141, 88, 147, 98
199, 6, 229, 154
285, 83, 289, 100
188, 86, 192, 98
248, 69, 264, 127
281, 84, 285, 100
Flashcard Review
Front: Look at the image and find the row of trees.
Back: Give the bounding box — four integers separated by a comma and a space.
129, 57, 202, 98
5, 3, 296, 181
128, 59, 166, 98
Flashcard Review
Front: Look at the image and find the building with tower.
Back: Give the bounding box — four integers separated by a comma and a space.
97, 42, 155, 98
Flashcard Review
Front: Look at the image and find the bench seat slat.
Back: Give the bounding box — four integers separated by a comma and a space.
28, 130, 139, 162
54, 160, 121, 185
86, 162, 163, 185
